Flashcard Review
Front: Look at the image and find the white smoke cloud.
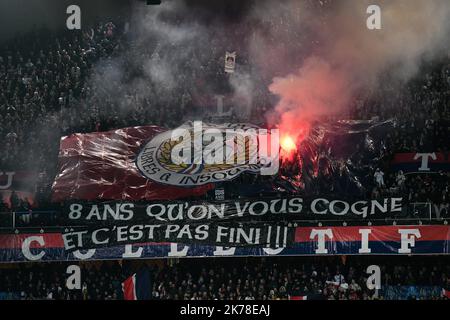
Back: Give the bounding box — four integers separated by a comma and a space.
86, 0, 450, 132
251, 0, 450, 141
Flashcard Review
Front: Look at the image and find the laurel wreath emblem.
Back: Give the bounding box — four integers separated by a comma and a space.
157, 133, 256, 174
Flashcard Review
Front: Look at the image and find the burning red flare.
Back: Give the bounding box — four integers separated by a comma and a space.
281, 135, 297, 153
280, 134, 297, 160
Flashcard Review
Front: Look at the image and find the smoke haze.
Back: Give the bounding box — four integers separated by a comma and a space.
85, 0, 450, 141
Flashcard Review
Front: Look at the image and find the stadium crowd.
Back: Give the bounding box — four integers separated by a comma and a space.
0, 12, 449, 219
0, 256, 449, 300
0, 7, 449, 303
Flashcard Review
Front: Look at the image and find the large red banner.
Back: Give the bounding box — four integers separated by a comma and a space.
51, 126, 213, 202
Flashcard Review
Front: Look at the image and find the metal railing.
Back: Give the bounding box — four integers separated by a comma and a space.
0, 210, 59, 230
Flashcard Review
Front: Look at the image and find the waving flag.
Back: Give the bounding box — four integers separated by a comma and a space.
442, 288, 450, 299
225, 51, 236, 73
122, 269, 151, 300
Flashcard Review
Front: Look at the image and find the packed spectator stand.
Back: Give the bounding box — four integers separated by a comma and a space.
0, 8, 449, 302
0, 256, 449, 300
0, 21, 448, 224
